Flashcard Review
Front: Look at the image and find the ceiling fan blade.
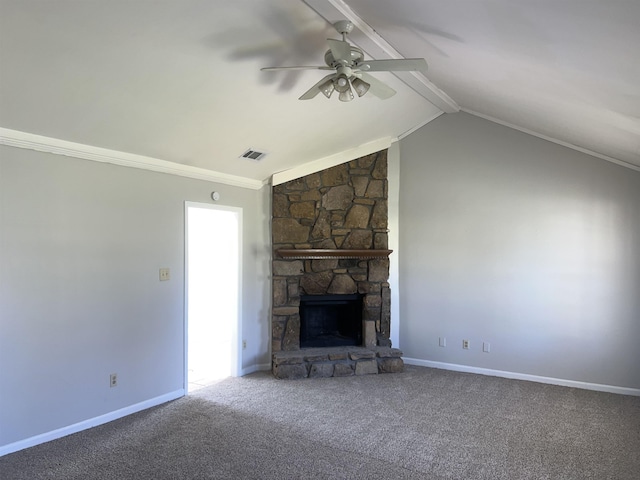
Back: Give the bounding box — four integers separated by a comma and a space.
357, 58, 427, 72
326, 38, 352, 62
359, 73, 396, 100
261, 66, 333, 71
299, 74, 337, 100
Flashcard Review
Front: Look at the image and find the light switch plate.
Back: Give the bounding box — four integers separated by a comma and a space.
159, 268, 170, 281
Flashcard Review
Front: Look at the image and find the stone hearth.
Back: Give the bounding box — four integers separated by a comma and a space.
272, 346, 404, 380
271, 150, 403, 378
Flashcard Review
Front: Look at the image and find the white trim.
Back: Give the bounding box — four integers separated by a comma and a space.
272, 137, 392, 185
303, 0, 459, 113
0, 128, 264, 190
235, 207, 244, 378
184, 202, 244, 385
462, 109, 640, 173
397, 110, 445, 141
0, 389, 184, 457
403, 358, 640, 397
387, 142, 400, 348
240, 363, 272, 376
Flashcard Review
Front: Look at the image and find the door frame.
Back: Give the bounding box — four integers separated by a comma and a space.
184, 201, 243, 391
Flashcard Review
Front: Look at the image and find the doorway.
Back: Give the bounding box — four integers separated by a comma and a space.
185, 202, 242, 392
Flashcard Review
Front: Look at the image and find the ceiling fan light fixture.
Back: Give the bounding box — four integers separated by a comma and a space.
351, 77, 370, 97
338, 86, 354, 102
319, 78, 335, 98
334, 74, 351, 93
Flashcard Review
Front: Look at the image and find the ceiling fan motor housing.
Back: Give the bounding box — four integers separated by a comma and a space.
333, 20, 354, 36
324, 46, 364, 69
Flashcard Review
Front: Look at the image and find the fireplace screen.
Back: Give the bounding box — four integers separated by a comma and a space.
299, 294, 363, 348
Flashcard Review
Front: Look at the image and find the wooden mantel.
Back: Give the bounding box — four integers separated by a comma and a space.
276, 249, 392, 260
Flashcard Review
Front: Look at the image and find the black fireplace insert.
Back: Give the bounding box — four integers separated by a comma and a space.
299, 294, 363, 348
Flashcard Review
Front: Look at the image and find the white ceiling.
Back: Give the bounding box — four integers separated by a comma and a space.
1, 0, 639, 186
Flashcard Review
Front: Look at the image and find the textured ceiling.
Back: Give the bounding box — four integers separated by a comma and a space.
1, 0, 638, 185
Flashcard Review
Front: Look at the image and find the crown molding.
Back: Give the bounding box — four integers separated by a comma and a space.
462, 110, 640, 173
0, 128, 264, 190
397, 110, 445, 141
271, 137, 392, 186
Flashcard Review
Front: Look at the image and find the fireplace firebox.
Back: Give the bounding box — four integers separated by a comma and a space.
299, 294, 363, 348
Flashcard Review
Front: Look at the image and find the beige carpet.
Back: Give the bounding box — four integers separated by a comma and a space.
1, 365, 639, 479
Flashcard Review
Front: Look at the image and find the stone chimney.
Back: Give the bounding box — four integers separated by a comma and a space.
271, 150, 392, 353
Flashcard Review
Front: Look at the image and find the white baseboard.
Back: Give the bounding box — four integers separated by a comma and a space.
240, 363, 271, 376
403, 358, 640, 397
0, 389, 185, 457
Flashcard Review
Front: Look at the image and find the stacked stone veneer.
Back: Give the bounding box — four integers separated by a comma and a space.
271, 149, 403, 378
273, 346, 404, 380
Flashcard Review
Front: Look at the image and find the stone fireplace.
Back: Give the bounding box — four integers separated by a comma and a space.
271, 149, 403, 379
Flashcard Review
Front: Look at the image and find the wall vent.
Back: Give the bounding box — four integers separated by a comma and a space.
239, 148, 267, 161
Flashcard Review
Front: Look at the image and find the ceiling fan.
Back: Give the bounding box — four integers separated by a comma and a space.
261, 20, 428, 102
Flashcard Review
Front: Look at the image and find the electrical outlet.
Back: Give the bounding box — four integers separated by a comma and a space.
110, 373, 118, 387
462, 339, 470, 349
159, 268, 170, 281
439, 337, 446, 347
242, 340, 247, 350
483, 342, 491, 353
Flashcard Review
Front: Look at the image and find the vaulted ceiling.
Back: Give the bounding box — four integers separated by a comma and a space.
1, 0, 638, 186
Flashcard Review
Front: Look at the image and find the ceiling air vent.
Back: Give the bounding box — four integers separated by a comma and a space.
240, 148, 267, 161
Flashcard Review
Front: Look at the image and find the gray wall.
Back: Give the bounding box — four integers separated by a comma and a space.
398, 113, 640, 389
0, 146, 271, 449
